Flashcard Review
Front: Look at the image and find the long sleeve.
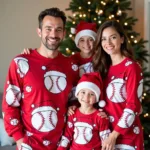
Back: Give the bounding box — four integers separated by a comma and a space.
57, 115, 74, 150
2, 57, 25, 141
115, 61, 143, 135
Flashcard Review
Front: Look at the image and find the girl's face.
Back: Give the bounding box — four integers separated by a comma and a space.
101, 27, 124, 56
77, 88, 96, 107
78, 36, 95, 57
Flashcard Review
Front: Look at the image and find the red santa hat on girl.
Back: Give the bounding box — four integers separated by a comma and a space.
71, 21, 97, 47
75, 72, 106, 107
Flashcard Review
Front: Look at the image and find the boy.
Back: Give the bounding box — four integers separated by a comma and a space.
57, 72, 110, 150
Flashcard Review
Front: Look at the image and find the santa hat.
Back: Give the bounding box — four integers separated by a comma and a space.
71, 21, 97, 47
75, 72, 106, 107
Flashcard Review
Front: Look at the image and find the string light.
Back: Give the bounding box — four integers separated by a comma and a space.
131, 35, 134, 38
69, 34, 72, 38
88, 9, 91, 12
79, 14, 83, 17
83, 14, 86, 17
78, 6, 82, 10
88, 1, 91, 5
94, 18, 97, 21
116, 0, 119, 3
72, 52, 75, 55
134, 40, 137, 43
73, 13, 76, 17
143, 93, 147, 96
72, 21, 76, 24
98, 20, 102, 24
98, 10, 103, 15
124, 22, 128, 26
117, 10, 122, 16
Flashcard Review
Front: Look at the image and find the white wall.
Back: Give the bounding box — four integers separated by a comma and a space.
0, 0, 71, 92
0, 0, 147, 92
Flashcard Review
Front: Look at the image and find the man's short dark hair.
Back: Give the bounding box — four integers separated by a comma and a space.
38, 7, 66, 29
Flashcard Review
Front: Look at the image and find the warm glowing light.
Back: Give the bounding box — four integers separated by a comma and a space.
94, 18, 97, 20
131, 35, 134, 38
124, 22, 128, 26
98, 21, 102, 24
98, 10, 103, 15
73, 13, 76, 17
72, 52, 75, 55
72, 21, 76, 24
79, 6, 82, 10
134, 40, 137, 43
69, 34, 72, 37
88, 9, 91, 12
83, 14, 86, 17
88, 1, 91, 5
116, 0, 119, 3
79, 14, 82, 17
143, 93, 146, 96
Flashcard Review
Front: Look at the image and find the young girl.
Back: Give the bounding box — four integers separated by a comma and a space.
92, 20, 144, 150
57, 72, 110, 150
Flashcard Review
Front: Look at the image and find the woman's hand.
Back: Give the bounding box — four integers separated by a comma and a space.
102, 130, 119, 150
16, 138, 24, 150
21, 48, 31, 54
98, 109, 108, 118
67, 105, 77, 116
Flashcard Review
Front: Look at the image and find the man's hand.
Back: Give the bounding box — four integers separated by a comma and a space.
16, 138, 24, 150
67, 106, 77, 116
21, 48, 31, 54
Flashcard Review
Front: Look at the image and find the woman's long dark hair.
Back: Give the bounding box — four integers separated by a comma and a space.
92, 20, 134, 79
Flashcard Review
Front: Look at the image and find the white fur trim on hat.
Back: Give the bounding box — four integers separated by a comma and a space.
75, 81, 100, 102
75, 30, 97, 47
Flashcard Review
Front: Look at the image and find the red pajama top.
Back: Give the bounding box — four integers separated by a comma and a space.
69, 53, 94, 103
104, 57, 144, 150
57, 109, 110, 150
2, 49, 79, 150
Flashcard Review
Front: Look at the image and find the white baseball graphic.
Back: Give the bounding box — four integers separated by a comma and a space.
137, 79, 143, 102
10, 118, 19, 126
118, 108, 135, 128
6, 84, 21, 106
44, 71, 67, 94
20, 143, 32, 150
59, 136, 70, 147
14, 57, 29, 78
79, 62, 93, 77
109, 116, 115, 123
99, 129, 111, 141
43, 140, 50, 146
31, 106, 58, 132
106, 78, 126, 103
115, 144, 135, 150
133, 126, 140, 134
72, 64, 78, 71
74, 122, 93, 144
125, 61, 133, 66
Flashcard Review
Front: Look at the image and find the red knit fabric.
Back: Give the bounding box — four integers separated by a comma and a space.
104, 57, 144, 150
57, 109, 110, 150
2, 49, 79, 150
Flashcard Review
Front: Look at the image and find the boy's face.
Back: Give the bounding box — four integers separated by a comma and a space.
77, 88, 97, 106
78, 36, 95, 57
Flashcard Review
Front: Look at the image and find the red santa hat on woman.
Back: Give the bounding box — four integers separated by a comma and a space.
71, 21, 97, 47
75, 72, 106, 108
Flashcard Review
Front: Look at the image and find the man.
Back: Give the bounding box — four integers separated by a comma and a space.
2, 8, 79, 150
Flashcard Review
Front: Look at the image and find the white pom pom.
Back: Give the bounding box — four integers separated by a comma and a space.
98, 100, 106, 108
70, 28, 76, 34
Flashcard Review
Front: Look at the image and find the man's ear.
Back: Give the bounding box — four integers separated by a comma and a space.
37, 28, 41, 38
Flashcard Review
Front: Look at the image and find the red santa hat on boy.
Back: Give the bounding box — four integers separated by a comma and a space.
75, 72, 106, 108
71, 21, 97, 47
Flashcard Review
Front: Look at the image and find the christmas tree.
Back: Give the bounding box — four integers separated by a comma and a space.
59, 0, 150, 148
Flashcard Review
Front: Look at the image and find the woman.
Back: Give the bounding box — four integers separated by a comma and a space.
92, 20, 144, 150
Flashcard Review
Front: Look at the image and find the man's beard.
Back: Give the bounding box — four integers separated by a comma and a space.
42, 37, 62, 51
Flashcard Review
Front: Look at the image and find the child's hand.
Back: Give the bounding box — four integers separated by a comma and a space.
67, 106, 77, 116
97, 109, 108, 118
21, 48, 31, 54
